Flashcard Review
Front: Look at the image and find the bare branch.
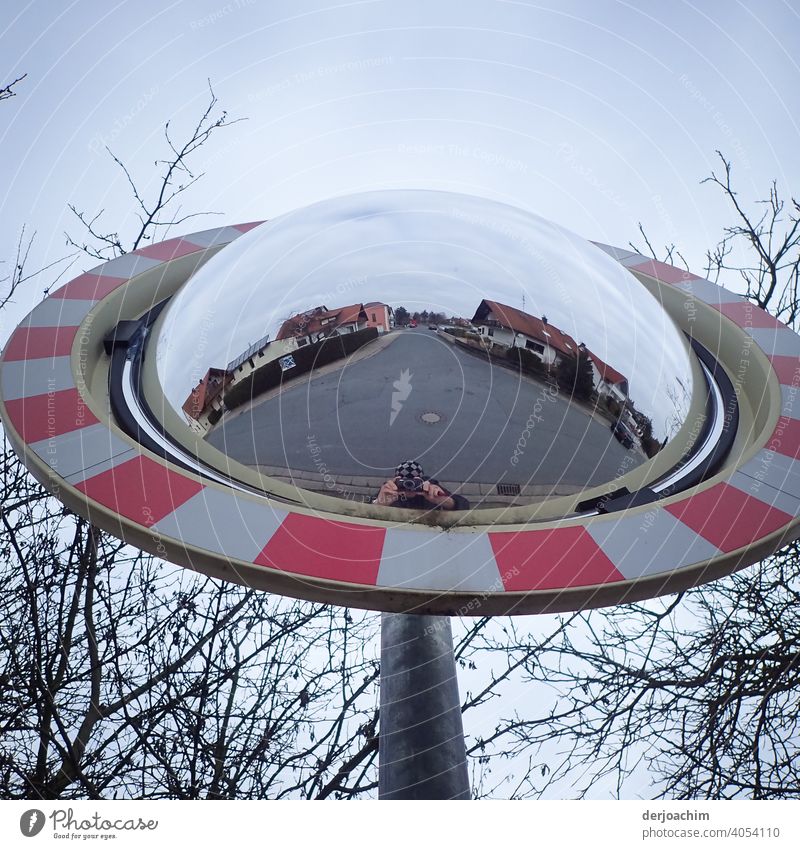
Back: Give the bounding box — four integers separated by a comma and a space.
0, 74, 26, 102
702, 152, 800, 325
65, 79, 244, 259
0, 227, 78, 310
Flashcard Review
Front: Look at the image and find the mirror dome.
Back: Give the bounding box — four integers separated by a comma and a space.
154, 191, 694, 509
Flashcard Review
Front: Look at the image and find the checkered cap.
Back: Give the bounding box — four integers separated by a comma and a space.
395, 459, 424, 479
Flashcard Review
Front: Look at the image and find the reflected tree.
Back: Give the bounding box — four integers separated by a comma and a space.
556, 347, 594, 402
393, 305, 410, 326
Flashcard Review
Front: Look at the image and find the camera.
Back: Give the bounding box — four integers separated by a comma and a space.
395, 476, 424, 493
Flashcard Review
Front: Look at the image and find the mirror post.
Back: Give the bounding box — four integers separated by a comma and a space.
378, 612, 471, 799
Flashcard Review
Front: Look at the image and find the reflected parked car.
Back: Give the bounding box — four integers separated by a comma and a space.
610, 419, 636, 449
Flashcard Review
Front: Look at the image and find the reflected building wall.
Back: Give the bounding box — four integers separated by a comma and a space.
472, 299, 580, 367
276, 303, 370, 344
364, 301, 394, 333
182, 300, 392, 432
182, 367, 233, 433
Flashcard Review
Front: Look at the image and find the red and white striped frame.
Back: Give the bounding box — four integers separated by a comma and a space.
1, 226, 798, 615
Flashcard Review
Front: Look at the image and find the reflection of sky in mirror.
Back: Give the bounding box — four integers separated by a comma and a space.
156, 191, 692, 441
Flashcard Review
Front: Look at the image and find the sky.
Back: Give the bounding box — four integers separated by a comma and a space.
2, 0, 799, 334
2, 0, 799, 799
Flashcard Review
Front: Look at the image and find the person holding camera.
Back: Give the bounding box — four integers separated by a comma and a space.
373, 460, 469, 510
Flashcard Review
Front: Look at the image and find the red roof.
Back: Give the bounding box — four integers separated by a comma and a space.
582, 347, 628, 390
276, 303, 368, 340
182, 367, 231, 420
472, 300, 579, 357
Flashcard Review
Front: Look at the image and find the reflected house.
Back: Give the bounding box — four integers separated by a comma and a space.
363, 301, 394, 333
276, 303, 370, 346
229, 332, 273, 372
472, 299, 631, 402
182, 302, 381, 434
579, 344, 629, 403
182, 332, 294, 433
182, 367, 233, 433
225, 332, 298, 383
471, 299, 579, 366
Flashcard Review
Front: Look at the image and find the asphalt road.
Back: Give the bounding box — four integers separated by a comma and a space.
208, 329, 639, 490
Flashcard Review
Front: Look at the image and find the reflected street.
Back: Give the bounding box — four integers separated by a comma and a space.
208, 327, 641, 505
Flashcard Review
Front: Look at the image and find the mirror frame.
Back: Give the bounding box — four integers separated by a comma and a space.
2, 221, 798, 615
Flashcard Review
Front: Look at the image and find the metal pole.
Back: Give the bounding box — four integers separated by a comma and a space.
379, 612, 471, 799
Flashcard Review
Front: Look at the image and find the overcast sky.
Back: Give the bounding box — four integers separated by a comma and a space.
2, 0, 799, 333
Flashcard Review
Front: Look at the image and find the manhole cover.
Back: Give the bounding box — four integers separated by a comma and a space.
419, 411, 443, 424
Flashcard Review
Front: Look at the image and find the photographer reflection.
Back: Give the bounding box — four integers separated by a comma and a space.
374, 460, 469, 510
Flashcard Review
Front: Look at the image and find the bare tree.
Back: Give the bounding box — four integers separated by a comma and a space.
461, 547, 800, 800
0, 456, 383, 798
1, 82, 383, 800
702, 152, 800, 327
458, 156, 800, 800
0, 77, 77, 308
65, 80, 244, 260
0, 227, 76, 312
